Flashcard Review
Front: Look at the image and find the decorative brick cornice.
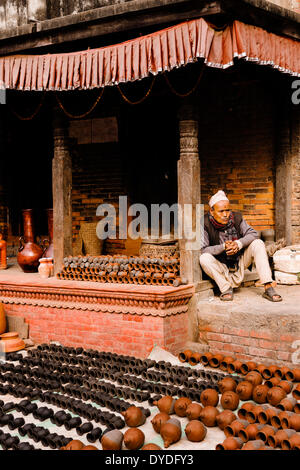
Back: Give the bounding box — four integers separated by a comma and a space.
0, 281, 194, 317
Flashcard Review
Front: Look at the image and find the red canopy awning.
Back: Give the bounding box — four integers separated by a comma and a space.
0, 18, 299, 91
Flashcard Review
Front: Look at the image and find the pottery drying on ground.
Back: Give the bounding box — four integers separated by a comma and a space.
185, 420, 207, 442
160, 418, 181, 448
141, 443, 162, 450
121, 406, 146, 427
252, 384, 269, 404
101, 429, 124, 450
216, 410, 236, 430
151, 412, 170, 433
123, 428, 145, 450
218, 377, 237, 394
220, 391, 239, 411
174, 397, 192, 417
200, 388, 219, 407
199, 406, 220, 427
153, 396, 176, 415
186, 403, 203, 421
236, 381, 254, 401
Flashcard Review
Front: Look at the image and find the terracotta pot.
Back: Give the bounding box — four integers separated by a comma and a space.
101, 430, 124, 450
270, 410, 291, 429
274, 366, 291, 379
216, 437, 243, 450
257, 406, 279, 424
292, 383, 300, 400
261, 365, 278, 380
160, 418, 181, 448
244, 371, 263, 387
281, 433, 300, 450
218, 377, 237, 394
17, 209, 44, 273
277, 397, 298, 412
0, 233, 7, 270
208, 354, 224, 368
174, 397, 192, 417
241, 439, 265, 450
281, 412, 300, 431
221, 391, 239, 411
240, 361, 257, 375
141, 444, 162, 450
81, 445, 98, 450
224, 419, 249, 437
252, 384, 269, 404
264, 377, 281, 388
0, 332, 25, 353
64, 440, 85, 450
124, 428, 145, 450
268, 429, 296, 448
277, 380, 293, 394
200, 388, 219, 407
267, 386, 287, 406
199, 406, 220, 427
220, 356, 235, 372
216, 410, 236, 430
236, 381, 254, 401
253, 364, 266, 376
42, 209, 54, 259
0, 302, 6, 335
246, 405, 267, 424
185, 420, 207, 442
38, 258, 51, 279
188, 352, 202, 366
178, 350, 193, 363
151, 412, 170, 433
238, 423, 264, 442
153, 396, 176, 415
200, 352, 213, 366
256, 425, 277, 442
285, 368, 300, 382
121, 406, 146, 427
186, 403, 203, 421
227, 360, 243, 374
238, 402, 255, 420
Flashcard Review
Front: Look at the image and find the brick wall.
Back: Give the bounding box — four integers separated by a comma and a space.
199, 79, 275, 232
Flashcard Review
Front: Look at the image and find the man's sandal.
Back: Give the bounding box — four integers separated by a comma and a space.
220, 288, 234, 301
262, 286, 282, 302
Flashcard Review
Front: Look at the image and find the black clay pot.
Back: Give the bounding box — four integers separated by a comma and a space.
33, 406, 54, 421
2, 435, 20, 450
23, 403, 38, 415
31, 427, 50, 443
16, 399, 31, 411
19, 423, 36, 437
64, 417, 82, 431
8, 417, 25, 430
2, 402, 16, 413
86, 427, 103, 443
0, 413, 14, 426
51, 410, 72, 426
76, 422, 93, 436
17, 442, 35, 450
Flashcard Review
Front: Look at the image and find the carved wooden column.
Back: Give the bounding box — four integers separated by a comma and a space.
52, 107, 73, 275
0, 107, 8, 239
177, 101, 202, 286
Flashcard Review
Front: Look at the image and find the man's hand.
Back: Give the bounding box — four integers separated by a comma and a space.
225, 240, 240, 256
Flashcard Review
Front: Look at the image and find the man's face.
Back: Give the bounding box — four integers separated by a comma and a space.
210, 200, 231, 224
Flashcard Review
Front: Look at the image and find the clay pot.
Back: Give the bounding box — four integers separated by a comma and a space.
267, 386, 287, 406
285, 368, 300, 382
38, 258, 51, 279
253, 364, 266, 376
270, 410, 291, 429
277, 380, 293, 394
220, 391, 239, 411
238, 423, 264, 442
0, 233, 7, 270
186, 403, 203, 421
220, 356, 235, 372
141, 443, 162, 450
261, 365, 277, 380
252, 384, 269, 404
241, 439, 265, 450
224, 419, 249, 437
185, 420, 207, 442
64, 440, 85, 450
244, 371, 263, 387
101, 430, 124, 450
188, 352, 202, 366
236, 381, 254, 401
218, 377, 237, 394
277, 397, 298, 412
208, 354, 224, 368
238, 403, 255, 420
268, 429, 296, 448
216, 437, 243, 450
200, 388, 219, 407
0, 332, 25, 353
257, 406, 279, 424
0, 303, 6, 335
216, 410, 236, 430
124, 428, 145, 450
151, 412, 171, 433
174, 397, 192, 417
274, 366, 291, 379
292, 383, 300, 400
122, 406, 146, 427
199, 406, 220, 427
153, 396, 176, 415
246, 405, 267, 424
178, 350, 193, 363
200, 352, 213, 366
264, 377, 281, 388
227, 360, 243, 374
281, 433, 300, 450
256, 425, 277, 442
160, 418, 182, 448
240, 361, 257, 375
17, 209, 44, 273
281, 412, 300, 431
82, 445, 98, 450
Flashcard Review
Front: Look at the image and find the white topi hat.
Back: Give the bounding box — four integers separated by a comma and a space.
209, 190, 229, 208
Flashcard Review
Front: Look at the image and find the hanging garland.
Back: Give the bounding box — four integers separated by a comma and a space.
55, 87, 105, 119
10, 92, 46, 121
117, 76, 156, 105
164, 65, 205, 98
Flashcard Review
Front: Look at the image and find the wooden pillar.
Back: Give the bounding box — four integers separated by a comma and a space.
0, 107, 8, 239
177, 100, 202, 285
52, 107, 73, 275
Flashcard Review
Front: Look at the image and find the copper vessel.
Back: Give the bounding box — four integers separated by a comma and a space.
17, 209, 43, 273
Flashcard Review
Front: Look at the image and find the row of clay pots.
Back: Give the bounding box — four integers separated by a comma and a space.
61, 439, 98, 451
178, 350, 300, 383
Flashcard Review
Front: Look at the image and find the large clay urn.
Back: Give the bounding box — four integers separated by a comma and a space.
42, 209, 54, 259
17, 209, 43, 273
0, 233, 7, 270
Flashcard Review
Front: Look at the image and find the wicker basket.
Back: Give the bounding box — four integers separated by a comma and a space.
73, 222, 104, 256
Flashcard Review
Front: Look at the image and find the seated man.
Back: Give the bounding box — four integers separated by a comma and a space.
199, 190, 282, 302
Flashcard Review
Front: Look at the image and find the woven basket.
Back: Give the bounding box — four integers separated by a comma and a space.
74, 222, 104, 256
